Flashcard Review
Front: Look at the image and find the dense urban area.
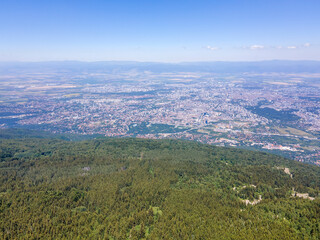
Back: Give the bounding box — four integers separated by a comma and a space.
1, 64, 319, 165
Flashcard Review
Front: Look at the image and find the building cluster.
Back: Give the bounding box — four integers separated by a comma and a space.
0, 71, 319, 164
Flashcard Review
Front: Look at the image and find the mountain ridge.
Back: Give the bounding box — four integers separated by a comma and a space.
1, 60, 320, 73
0, 132, 319, 239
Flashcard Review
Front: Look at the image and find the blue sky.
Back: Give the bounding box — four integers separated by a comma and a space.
1, 0, 319, 62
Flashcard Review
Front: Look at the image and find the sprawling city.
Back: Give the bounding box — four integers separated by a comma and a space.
2, 0, 320, 238
1, 63, 319, 165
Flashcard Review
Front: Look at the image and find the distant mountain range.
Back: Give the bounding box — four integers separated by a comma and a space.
1, 60, 320, 73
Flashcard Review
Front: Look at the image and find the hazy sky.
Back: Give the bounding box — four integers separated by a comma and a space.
1, 0, 320, 62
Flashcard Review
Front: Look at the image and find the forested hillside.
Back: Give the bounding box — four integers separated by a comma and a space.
0, 136, 320, 239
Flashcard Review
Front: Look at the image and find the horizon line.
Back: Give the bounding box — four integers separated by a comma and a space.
1, 59, 320, 64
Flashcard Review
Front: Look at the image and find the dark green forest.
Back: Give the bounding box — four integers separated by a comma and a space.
0, 130, 320, 239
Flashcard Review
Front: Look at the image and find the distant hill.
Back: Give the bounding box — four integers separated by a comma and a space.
1, 60, 320, 73
0, 133, 319, 239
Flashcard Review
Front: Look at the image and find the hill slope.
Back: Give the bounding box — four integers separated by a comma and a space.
0, 137, 320, 239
